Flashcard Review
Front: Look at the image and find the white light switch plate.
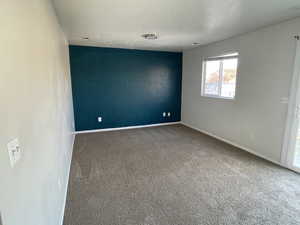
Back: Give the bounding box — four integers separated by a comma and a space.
7, 138, 21, 168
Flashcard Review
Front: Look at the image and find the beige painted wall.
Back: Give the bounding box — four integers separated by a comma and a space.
182, 17, 300, 164
0, 1, 74, 225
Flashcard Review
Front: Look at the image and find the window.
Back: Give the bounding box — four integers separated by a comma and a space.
202, 52, 239, 99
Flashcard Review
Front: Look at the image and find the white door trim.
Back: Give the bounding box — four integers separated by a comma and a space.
281, 36, 300, 170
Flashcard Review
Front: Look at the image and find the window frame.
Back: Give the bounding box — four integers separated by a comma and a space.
201, 53, 239, 100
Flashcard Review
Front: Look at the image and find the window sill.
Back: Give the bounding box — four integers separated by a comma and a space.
201, 94, 235, 100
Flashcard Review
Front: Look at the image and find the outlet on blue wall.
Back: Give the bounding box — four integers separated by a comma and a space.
69, 46, 182, 131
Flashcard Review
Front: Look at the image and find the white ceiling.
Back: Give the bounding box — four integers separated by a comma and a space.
53, 0, 300, 52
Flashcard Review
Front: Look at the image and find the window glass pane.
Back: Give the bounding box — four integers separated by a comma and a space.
221, 58, 238, 98
204, 60, 220, 96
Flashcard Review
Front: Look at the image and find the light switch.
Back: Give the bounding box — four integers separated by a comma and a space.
7, 138, 21, 168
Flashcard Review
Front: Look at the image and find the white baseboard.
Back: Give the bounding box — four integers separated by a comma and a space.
74, 122, 181, 134
59, 133, 75, 225
181, 122, 285, 168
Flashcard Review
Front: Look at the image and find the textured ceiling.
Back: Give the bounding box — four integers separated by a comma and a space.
53, 0, 300, 52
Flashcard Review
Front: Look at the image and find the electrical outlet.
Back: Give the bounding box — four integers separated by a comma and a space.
7, 138, 21, 168
168, 112, 171, 117
280, 97, 289, 104
163, 112, 166, 117
98, 117, 102, 122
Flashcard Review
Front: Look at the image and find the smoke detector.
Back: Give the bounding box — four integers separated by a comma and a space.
142, 33, 158, 40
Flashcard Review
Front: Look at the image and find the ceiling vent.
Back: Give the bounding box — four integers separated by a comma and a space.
142, 33, 158, 40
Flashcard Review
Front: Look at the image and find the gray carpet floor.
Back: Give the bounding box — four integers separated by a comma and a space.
63, 124, 300, 225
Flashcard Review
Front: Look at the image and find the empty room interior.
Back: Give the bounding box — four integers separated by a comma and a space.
2, 1, 300, 225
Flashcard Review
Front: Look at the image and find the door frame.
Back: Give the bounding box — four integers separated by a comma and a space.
281, 36, 300, 173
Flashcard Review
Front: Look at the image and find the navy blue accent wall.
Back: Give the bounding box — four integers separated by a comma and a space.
69, 46, 182, 131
